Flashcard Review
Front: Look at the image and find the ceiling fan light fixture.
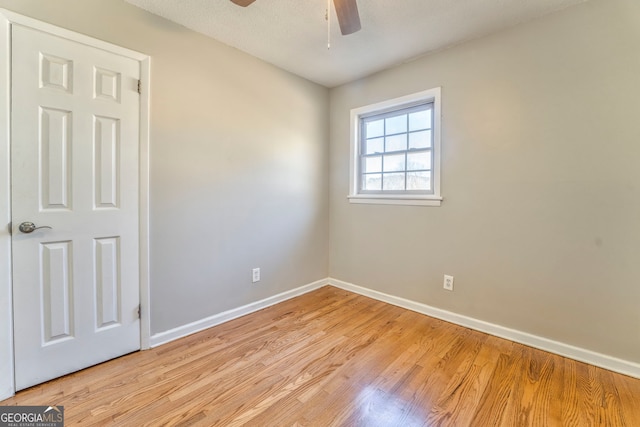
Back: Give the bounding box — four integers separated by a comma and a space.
230, 0, 256, 7
229, 0, 361, 35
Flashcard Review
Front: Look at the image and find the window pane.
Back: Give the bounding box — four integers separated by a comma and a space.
407, 151, 431, 171
383, 153, 405, 172
385, 134, 407, 152
407, 171, 431, 191
363, 156, 382, 173
363, 174, 382, 191
409, 130, 431, 149
383, 173, 405, 191
366, 120, 384, 138
385, 115, 407, 135
409, 109, 432, 131
365, 137, 384, 154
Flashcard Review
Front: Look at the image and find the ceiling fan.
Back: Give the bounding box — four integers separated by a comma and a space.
230, 0, 361, 35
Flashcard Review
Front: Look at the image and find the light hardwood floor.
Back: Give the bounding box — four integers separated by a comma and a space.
2, 286, 639, 426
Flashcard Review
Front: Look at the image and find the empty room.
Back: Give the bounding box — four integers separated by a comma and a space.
0, 0, 639, 425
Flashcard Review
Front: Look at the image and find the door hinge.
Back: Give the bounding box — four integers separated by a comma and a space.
137, 80, 142, 94
137, 304, 141, 318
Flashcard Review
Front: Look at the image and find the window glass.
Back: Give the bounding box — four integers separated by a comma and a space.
385, 115, 407, 135
360, 103, 433, 193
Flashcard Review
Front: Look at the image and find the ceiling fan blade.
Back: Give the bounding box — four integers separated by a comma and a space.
230, 0, 256, 6
334, 0, 361, 35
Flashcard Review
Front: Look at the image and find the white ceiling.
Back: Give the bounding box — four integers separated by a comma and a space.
125, 0, 588, 88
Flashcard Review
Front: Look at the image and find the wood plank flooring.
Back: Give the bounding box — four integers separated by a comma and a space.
2, 286, 639, 426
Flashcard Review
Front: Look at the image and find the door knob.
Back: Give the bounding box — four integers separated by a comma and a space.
18, 221, 53, 234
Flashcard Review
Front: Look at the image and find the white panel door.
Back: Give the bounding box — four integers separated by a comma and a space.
11, 24, 141, 390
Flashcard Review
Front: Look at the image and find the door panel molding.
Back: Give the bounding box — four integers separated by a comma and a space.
0, 8, 150, 400
40, 240, 75, 344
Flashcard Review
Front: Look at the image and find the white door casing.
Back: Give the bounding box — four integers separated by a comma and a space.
0, 10, 151, 395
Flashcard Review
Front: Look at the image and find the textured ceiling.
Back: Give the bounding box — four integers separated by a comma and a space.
125, 0, 588, 88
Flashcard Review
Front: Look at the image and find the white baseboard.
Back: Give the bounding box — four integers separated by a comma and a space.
328, 278, 640, 379
152, 276, 640, 379
149, 279, 327, 348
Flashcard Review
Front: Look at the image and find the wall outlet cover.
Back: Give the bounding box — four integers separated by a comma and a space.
444, 275, 454, 291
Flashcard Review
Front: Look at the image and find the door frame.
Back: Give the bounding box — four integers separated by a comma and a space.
0, 9, 151, 400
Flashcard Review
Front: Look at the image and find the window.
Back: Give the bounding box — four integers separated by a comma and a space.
349, 88, 442, 206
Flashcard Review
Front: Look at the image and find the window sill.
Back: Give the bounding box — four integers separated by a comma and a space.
348, 194, 442, 207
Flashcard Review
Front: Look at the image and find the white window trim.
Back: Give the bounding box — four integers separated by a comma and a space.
348, 87, 442, 207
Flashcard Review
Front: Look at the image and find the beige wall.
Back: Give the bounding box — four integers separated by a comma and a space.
0, 0, 330, 335
329, 0, 640, 362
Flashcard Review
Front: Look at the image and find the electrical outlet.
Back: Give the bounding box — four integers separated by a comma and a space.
443, 275, 454, 291
252, 268, 260, 283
